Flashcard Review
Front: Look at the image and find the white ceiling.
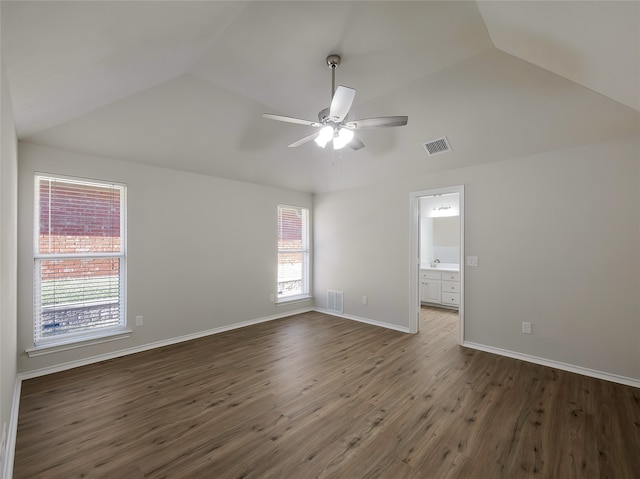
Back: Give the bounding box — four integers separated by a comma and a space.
2, 1, 639, 193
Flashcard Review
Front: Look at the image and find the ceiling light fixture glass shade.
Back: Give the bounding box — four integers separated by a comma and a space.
332, 127, 354, 149
314, 126, 334, 148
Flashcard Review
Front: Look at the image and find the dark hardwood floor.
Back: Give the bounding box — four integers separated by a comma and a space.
14, 307, 640, 478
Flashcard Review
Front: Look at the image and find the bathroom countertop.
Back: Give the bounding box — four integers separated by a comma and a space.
420, 263, 460, 272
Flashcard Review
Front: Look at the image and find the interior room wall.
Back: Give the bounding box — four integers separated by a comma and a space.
1, 49, 18, 473
314, 134, 640, 382
17, 142, 313, 374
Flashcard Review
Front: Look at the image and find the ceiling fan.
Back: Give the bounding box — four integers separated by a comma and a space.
263, 54, 408, 151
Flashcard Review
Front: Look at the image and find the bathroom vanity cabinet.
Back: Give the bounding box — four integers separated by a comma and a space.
420, 267, 460, 309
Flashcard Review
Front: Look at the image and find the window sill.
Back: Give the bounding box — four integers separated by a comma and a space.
25, 330, 132, 357
276, 294, 313, 305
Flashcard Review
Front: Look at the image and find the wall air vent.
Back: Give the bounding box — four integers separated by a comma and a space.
423, 136, 451, 156
327, 290, 344, 314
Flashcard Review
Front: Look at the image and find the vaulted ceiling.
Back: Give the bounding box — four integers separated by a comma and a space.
2, 1, 639, 193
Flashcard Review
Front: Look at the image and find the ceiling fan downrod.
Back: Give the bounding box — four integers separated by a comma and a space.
326, 54, 341, 98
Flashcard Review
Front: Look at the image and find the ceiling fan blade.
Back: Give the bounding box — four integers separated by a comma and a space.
329, 86, 356, 122
350, 137, 365, 150
345, 116, 408, 129
263, 113, 321, 127
288, 132, 319, 148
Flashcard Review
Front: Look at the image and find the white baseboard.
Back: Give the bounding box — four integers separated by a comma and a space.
463, 341, 640, 389
1, 378, 20, 479
17, 309, 637, 387
313, 308, 410, 333
306, 315, 639, 388
18, 307, 313, 381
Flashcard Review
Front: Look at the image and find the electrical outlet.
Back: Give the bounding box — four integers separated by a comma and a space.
270, 294, 275, 303
522, 322, 532, 334
362, 296, 368, 305
467, 256, 478, 267
135, 315, 144, 327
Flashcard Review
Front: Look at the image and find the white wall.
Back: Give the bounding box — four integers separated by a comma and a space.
315, 134, 640, 381
13, 133, 640, 383
1, 44, 18, 475
17, 142, 313, 373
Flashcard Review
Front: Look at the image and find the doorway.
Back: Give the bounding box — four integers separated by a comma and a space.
409, 186, 464, 342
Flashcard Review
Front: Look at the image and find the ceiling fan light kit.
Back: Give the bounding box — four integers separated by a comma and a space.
315, 125, 354, 149
263, 54, 408, 151
314, 126, 334, 148
333, 127, 354, 149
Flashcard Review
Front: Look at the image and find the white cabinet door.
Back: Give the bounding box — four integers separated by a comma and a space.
420, 280, 442, 303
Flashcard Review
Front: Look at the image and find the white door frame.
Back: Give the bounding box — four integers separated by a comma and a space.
409, 185, 464, 343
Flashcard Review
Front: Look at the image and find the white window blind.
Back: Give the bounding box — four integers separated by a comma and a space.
277, 205, 309, 300
34, 174, 126, 346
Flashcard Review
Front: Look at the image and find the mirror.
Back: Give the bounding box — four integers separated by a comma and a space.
419, 193, 460, 268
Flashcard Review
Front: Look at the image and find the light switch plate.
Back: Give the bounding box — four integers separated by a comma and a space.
466, 256, 478, 267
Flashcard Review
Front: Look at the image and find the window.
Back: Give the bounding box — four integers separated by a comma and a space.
277, 204, 310, 301
34, 174, 126, 347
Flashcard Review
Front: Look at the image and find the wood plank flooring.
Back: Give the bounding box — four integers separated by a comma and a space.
14, 307, 640, 478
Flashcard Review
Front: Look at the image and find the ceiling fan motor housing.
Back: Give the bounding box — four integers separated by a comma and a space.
318, 107, 333, 123
326, 54, 341, 69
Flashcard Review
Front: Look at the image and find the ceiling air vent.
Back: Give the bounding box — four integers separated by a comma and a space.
423, 136, 451, 156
